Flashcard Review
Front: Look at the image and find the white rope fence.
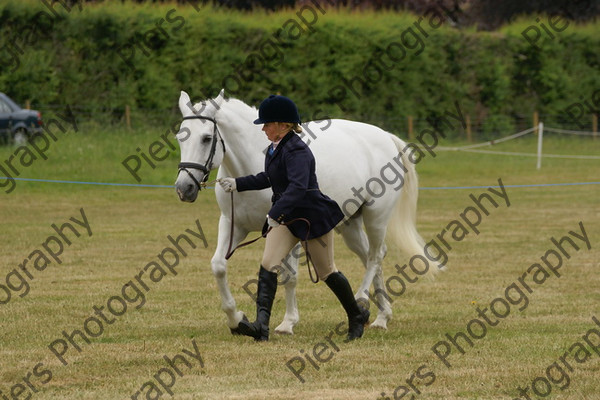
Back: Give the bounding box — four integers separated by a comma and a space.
437, 122, 600, 169
458, 148, 600, 160
439, 127, 537, 151
544, 127, 599, 136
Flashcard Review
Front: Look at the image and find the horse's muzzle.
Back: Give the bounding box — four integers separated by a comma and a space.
175, 182, 199, 202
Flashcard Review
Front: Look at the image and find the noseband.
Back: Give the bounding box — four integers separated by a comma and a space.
177, 115, 226, 190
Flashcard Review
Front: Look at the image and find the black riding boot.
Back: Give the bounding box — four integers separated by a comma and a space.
325, 271, 370, 340
236, 266, 278, 341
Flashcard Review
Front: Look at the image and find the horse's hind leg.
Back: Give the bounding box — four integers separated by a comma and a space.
338, 214, 369, 267
338, 214, 391, 329
357, 208, 393, 330
274, 244, 301, 335
368, 258, 391, 329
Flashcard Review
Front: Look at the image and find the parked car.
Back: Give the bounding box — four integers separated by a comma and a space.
0, 92, 43, 145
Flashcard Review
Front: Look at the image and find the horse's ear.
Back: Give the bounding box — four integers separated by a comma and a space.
214, 89, 226, 108
179, 91, 194, 117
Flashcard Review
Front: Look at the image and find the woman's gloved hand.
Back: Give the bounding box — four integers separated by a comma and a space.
267, 215, 280, 228
218, 177, 237, 192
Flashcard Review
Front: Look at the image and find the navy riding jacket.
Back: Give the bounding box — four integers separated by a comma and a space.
235, 131, 344, 240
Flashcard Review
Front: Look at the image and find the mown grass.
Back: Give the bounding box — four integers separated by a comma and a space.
0, 122, 598, 399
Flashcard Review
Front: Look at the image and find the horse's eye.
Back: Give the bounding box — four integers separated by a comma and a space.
202, 135, 212, 144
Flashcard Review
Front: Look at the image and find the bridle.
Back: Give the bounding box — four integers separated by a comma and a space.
177, 115, 225, 190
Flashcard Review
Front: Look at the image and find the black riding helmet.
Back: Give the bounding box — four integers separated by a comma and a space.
253, 95, 301, 125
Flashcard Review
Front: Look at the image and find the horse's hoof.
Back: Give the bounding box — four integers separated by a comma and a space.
229, 314, 249, 335
274, 322, 295, 335
369, 315, 389, 330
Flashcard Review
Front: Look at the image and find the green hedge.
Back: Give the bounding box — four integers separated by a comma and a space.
1, 0, 598, 138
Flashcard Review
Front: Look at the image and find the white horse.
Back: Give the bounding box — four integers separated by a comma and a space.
174, 89, 438, 333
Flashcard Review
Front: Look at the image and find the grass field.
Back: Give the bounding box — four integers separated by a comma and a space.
0, 122, 599, 400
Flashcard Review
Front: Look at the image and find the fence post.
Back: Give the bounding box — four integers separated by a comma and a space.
536, 122, 543, 170
125, 105, 131, 130
407, 116, 414, 140
25, 100, 30, 110
466, 114, 472, 142
593, 114, 598, 140
533, 111, 539, 135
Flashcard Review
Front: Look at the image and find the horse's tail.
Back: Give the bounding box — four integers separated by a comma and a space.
386, 134, 444, 279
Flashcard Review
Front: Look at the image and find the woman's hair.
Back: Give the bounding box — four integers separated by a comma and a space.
289, 123, 302, 133
276, 122, 302, 134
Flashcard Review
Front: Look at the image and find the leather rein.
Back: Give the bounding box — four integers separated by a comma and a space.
176, 115, 319, 283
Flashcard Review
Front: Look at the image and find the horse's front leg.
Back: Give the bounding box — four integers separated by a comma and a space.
274, 244, 301, 335
211, 214, 250, 333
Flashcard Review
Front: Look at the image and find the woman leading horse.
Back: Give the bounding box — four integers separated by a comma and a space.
218, 95, 370, 341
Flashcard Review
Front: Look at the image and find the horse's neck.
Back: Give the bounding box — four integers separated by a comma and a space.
217, 99, 268, 177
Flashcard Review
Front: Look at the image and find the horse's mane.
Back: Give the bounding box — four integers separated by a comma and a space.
188, 94, 256, 121
223, 97, 254, 112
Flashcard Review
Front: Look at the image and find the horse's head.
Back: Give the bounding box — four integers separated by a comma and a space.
174, 90, 226, 202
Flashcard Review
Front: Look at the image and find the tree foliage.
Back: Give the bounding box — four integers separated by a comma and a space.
1, 1, 598, 137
